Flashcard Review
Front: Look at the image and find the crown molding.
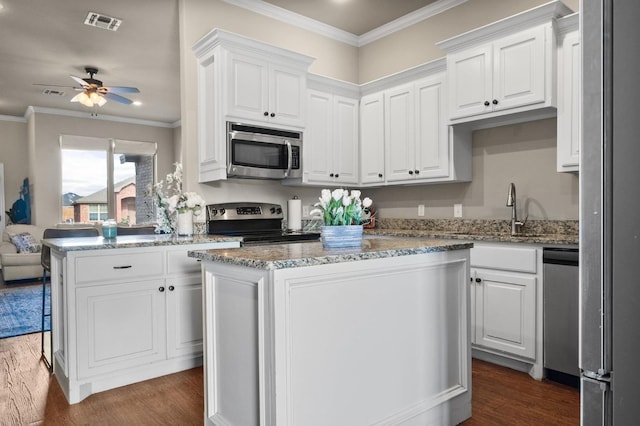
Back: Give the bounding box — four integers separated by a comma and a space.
23, 106, 176, 128
223, 0, 467, 47
0, 114, 27, 123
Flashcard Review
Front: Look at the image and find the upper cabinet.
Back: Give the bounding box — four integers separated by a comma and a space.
556, 13, 580, 173
304, 76, 359, 186
192, 29, 314, 182
437, 1, 573, 125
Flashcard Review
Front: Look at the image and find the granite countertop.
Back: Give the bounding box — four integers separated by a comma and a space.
188, 237, 473, 270
42, 234, 242, 252
365, 229, 579, 246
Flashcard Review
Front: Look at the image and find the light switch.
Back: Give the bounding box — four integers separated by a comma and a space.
418, 204, 425, 217
454, 204, 463, 218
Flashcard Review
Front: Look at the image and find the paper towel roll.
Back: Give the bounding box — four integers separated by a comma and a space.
287, 197, 302, 231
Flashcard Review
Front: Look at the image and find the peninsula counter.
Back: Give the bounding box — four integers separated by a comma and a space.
190, 237, 473, 426
42, 234, 241, 404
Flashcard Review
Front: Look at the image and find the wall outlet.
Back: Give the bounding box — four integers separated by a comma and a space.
454, 204, 463, 218
302, 205, 310, 217
418, 204, 425, 217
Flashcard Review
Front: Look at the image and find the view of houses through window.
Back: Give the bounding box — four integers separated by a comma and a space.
60, 136, 157, 226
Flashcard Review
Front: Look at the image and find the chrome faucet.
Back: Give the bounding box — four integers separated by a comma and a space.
506, 182, 526, 235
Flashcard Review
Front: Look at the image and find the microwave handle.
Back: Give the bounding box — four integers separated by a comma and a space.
284, 140, 292, 178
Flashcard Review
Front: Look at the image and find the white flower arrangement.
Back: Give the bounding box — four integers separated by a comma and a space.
147, 163, 205, 233
310, 188, 373, 226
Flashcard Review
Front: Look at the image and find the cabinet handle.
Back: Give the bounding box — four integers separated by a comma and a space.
113, 265, 132, 269
378, 173, 383, 178
159, 286, 165, 292
168, 285, 175, 291
470, 277, 473, 282
475, 278, 482, 283
414, 169, 420, 175
270, 112, 275, 117
263, 111, 269, 116
492, 99, 498, 105
408, 170, 414, 175
484, 101, 490, 106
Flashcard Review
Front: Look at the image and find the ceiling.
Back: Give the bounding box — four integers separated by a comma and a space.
0, 0, 438, 124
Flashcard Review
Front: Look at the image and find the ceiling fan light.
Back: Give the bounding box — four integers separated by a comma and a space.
89, 91, 101, 103
77, 92, 94, 107
97, 96, 107, 107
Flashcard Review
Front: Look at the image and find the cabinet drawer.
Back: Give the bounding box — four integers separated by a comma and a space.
471, 245, 538, 273
167, 248, 202, 275
75, 251, 164, 284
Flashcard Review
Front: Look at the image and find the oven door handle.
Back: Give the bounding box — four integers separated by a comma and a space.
284, 140, 292, 178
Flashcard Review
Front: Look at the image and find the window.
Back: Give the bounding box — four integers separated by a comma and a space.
60, 136, 157, 225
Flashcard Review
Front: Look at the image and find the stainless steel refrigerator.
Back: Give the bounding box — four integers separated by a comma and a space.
580, 0, 640, 424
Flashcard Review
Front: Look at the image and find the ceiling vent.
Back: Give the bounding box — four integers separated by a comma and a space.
42, 89, 65, 96
84, 12, 122, 31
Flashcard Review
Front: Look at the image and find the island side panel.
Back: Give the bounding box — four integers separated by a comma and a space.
272, 250, 471, 426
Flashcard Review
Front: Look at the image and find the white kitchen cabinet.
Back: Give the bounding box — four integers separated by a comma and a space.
193, 29, 314, 182
438, 1, 572, 124
384, 73, 453, 183
226, 52, 307, 128
359, 92, 385, 185
304, 84, 359, 186
469, 242, 543, 379
556, 14, 580, 172
48, 239, 240, 403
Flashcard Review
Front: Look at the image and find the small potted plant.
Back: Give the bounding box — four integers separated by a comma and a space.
310, 189, 373, 248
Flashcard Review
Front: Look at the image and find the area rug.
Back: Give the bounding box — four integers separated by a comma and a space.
0, 284, 50, 339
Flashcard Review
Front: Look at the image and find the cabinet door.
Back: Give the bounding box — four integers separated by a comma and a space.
414, 76, 450, 179
76, 279, 166, 378
557, 31, 580, 172
474, 269, 536, 359
333, 95, 359, 185
447, 45, 493, 119
360, 92, 385, 185
492, 26, 546, 111
384, 84, 416, 182
166, 275, 203, 358
226, 52, 269, 122
269, 64, 306, 127
303, 90, 334, 184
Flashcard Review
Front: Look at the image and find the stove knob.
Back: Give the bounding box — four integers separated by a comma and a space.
219, 208, 226, 216
276, 207, 282, 214
270, 207, 276, 214
210, 208, 218, 216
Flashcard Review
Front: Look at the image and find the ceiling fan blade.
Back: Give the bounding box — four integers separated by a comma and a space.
70, 75, 89, 87
104, 86, 140, 94
103, 92, 133, 104
33, 83, 78, 88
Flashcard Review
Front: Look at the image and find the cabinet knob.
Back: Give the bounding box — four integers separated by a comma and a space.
408, 170, 414, 175
378, 173, 383, 178
484, 101, 490, 106
335, 173, 339, 178
329, 173, 334, 177
263, 111, 269, 116
470, 277, 473, 282
414, 169, 420, 175
475, 278, 482, 283
492, 99, 498, 105
270, 112, 275, 117
159, 286, 165, 292
169, 285, 175, 291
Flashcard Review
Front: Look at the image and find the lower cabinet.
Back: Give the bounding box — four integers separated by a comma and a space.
469, 242, 543, 377
50, 240, 240, 404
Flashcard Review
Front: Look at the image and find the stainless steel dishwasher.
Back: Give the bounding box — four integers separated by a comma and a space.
543, 247, 579, 388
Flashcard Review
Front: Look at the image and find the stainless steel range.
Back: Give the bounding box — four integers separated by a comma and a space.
206, 202, 320, 245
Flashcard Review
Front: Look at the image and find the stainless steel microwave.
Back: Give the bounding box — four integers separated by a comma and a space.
227, 122, 302, 180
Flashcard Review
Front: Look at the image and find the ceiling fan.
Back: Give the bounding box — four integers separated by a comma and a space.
35, 67, 140, 109
69, 67, 140, 108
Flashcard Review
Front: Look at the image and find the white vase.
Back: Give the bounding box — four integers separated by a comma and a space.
176, 211, 193, 236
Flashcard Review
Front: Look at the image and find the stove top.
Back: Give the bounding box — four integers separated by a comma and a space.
206, 202, 320, 245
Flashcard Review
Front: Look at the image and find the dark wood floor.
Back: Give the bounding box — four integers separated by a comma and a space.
0, 333, 579, 425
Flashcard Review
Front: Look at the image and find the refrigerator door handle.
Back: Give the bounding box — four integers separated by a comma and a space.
583, 369, 612, 383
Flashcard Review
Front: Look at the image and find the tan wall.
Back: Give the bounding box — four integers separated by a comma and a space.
29, 112, 175, 227
0, 120, 29, 212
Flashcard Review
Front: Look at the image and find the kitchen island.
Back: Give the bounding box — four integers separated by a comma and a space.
42, 234, 241, 404
189, 237, 473, 426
